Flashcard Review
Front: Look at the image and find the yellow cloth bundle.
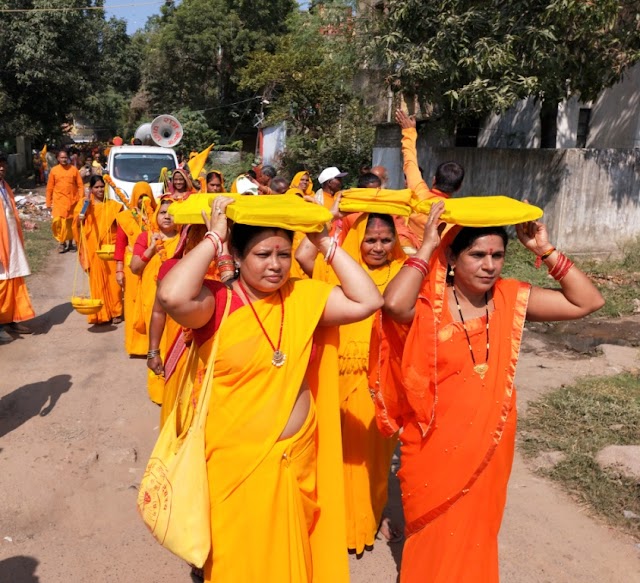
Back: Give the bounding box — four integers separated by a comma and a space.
412, 195, 543, 226
168, 193, 333, 233
339, 188, 413, 216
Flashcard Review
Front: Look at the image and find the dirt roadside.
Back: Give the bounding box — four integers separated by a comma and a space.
1, 246, 639, 582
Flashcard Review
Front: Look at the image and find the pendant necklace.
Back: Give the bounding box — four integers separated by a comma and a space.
452, 287, 490, 379
237, 279, 286, 367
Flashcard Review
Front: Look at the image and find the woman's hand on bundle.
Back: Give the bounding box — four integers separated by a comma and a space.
419, 200, 445, 256
306, 226, 331, 254
516, 221, 551, 256
204, 196, 234, 243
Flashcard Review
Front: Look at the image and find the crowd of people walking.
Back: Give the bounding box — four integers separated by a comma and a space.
0, 111, 605, 583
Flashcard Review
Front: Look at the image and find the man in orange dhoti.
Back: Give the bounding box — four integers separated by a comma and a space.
0, 156, 35, 343
46, 149, 84, 253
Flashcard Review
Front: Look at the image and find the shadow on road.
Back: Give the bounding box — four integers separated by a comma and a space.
0, 374, 72, 438
28, 302, 74, 335
0, 556, 40, 582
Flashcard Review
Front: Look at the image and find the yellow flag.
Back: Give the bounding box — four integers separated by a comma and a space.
40, 144, 48, 170
189, 143, 214, 180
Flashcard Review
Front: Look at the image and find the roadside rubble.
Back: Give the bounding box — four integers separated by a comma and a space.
14, 191, 50, 229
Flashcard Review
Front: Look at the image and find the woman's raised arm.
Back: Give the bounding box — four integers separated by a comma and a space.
156, 197, 233, 329
383, 202, 445, 323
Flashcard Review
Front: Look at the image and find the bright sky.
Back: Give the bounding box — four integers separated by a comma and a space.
104, 0, 166, 34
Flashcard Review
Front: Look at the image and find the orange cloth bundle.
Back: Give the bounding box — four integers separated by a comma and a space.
412, 195, 543, 226
339, 188, 414, 217
168, 193, 333, 233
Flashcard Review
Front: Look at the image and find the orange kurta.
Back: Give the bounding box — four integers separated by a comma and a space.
195, 278, 348, 583
314, 213, 405, 553
0, 179, 35, 324
47, 164, 83, 243
374, 227, 530, 583
72, 197, 123, 324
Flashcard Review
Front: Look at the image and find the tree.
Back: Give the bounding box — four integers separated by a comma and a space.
366, 0, 640, 130
0, 0, 101, 139
138, 0, 296, 137
239, 1, 375, 179
0, 0, 143, 141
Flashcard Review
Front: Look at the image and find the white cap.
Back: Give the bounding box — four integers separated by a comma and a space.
317, 166, 347, 185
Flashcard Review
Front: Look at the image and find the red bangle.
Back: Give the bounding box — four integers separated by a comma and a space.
403, 257, 429, 278
116, 270, 124, 274
140, 253, 151, 263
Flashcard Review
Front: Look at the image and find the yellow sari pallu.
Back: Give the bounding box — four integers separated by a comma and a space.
202, 278, 348, 583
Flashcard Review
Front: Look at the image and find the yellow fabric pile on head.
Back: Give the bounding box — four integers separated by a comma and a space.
168, 193, 333, 233
339, 188, 413, 217
412, 195, 543, 226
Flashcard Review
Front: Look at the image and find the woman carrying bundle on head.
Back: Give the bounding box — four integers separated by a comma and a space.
380, 201, 605, 583
155, 195, 384, 583
72, 175, 123, 325
130, 195, 180, 404
114, 181, 157, 355
297, 209, 406, 553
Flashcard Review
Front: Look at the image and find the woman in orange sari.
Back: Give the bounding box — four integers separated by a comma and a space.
380, 202, 605, 582
130, 197, 180, 404
114, 181, 156, 355
298, 212, 405, 553
72, 175, 123, 325
156, 196, 384, 583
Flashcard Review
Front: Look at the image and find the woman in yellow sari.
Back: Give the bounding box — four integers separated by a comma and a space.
72, 175, 123, 324
157, 196, 384, 583
297, 212, 406, 553
130, 197, 180, 404
114, 181, 156, 355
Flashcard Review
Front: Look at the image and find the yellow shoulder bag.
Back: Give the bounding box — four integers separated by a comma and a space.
136, 288, 231, 568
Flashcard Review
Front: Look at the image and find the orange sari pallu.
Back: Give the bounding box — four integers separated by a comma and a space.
72, 197, 123, 324
373, 227, 530, 583
192, 278, 348, 583
314, 213, 405, 553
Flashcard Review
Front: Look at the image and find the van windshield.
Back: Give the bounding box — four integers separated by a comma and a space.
112, 153, 176, 183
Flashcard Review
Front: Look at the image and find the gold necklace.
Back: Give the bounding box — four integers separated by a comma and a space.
452, 287, 489, 379
370, 262, 391, 288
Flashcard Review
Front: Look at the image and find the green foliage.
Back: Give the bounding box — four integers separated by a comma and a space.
366, 0, 640, 124
520, 373, 640, 536
239, 2, 375, 179
0, 1, 143, 141
171, 108, 221, 153
138, 0, 296, 136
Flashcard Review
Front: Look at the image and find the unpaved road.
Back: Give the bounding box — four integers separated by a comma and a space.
1, 246, 639, 582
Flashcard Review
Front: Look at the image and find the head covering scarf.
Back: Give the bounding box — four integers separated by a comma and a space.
131, 181, 157, 212
168, 168, 195, 196
206, 170, 226, 192
289, 171, 314, 197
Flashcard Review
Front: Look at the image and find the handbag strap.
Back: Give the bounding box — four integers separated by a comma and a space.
193, 287, 232, 429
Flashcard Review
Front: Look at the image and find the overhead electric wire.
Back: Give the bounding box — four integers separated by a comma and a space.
0, 1, 164, 13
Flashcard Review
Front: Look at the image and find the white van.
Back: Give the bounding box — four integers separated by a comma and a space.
106, 145, 178, 201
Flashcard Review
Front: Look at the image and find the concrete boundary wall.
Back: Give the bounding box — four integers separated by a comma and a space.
375, 141, 640, 254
